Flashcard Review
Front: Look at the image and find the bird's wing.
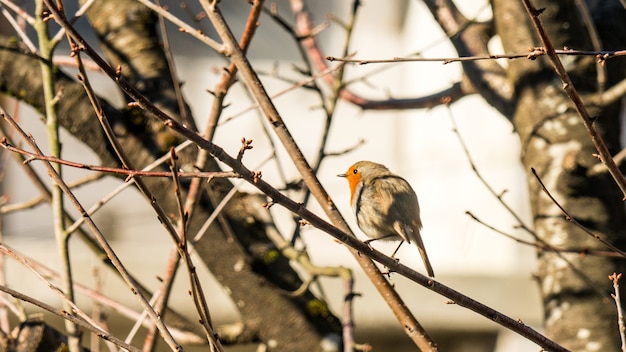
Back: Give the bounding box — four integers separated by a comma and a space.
371, 175, 421, 227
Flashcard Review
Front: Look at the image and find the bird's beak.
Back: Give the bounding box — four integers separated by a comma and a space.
337, 173, 347, 178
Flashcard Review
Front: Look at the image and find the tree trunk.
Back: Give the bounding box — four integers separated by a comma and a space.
494, 0, 626, 350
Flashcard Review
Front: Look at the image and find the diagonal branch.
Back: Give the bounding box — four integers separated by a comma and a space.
203, 1, 437, 350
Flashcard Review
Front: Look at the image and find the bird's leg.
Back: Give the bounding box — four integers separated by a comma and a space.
364, 235, 390, 250
390, 241, 404, 261
363, 235, 400, 256
363, 238, 376, 251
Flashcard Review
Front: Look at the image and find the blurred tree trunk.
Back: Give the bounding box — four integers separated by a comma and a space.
493, 0, 626, 350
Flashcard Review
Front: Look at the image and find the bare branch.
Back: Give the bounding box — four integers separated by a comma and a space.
0, 287, 142, 352
609, 273, 626, 352
327, 48, 626, 65
0, 140, 238, 179
134, 0, 225, 53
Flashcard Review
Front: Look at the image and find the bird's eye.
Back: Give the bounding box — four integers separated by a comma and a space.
352, 168, 358, 174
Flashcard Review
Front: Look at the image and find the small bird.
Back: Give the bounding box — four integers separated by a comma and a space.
338, 161, 435, 277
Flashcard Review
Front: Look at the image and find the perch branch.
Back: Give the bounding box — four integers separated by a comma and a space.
204, 1, 436, 350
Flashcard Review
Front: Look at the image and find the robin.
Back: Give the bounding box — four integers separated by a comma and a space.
338, 160, 435, 277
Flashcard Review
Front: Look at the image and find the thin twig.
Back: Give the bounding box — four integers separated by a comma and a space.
126, 291, 160, 347
134, 0, 224, 53
0, 243, 108, 336
466, 211, 623, 257
220, 61, 348, 125
169, 148, 223, 352
531, 167, 626, 258
609, 273, 626, 352
0, 2, 36, 52
326, 48, 626, 65
0, 141, 238, 179
144, 245, 181, 352
193, 179, 236, 242
467, 210, 613, 301
0, 284, 142, 352
0, 173, 103, 214
155, 0, 194, 130
0, 0, 34, 24
193, 152, 274, 243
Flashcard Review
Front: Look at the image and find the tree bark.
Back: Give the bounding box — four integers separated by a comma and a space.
493, 0, 626, 350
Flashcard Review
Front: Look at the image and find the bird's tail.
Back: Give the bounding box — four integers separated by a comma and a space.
394, 222, 435, 277
415, 240, 435, 278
